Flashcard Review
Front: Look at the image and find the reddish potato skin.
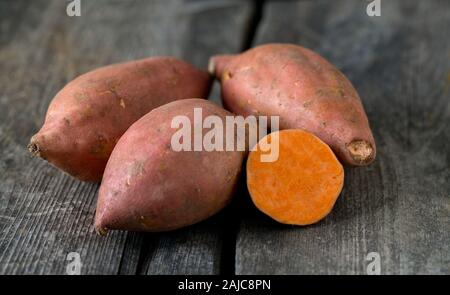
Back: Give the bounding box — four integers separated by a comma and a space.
28, 57, 212, 181
210, 44, 376, 166
95, 99, 245, 234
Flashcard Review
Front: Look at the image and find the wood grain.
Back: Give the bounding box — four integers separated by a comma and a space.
0, 0, 253, 274
0, 0, 448, 275
235, 0, 450, 274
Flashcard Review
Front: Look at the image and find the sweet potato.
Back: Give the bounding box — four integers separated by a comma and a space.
210, 43, 376, 166
94, 99, 245, 234
247, 129, 344, 225
28, 57, 211, 181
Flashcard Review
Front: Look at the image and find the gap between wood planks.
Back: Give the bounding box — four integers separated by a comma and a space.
217, 0, 265, 275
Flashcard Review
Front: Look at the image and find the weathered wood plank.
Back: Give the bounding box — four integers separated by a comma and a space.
0, 0, 253, 274
235, 0, 450, 274
141, 217, 223, 275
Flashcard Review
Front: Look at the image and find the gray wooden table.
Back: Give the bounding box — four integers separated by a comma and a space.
0, 0, 448, 275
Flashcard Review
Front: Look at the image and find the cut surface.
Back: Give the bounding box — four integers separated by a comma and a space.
247, 129, 344, 225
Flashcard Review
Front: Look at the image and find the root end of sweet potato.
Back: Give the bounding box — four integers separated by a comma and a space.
95, 225, 109, 236
28, 140, 41, 158
208, 54, 235, 78
222, 71, 232, 82
347, 140, 374, 165
207, 58, 215, 76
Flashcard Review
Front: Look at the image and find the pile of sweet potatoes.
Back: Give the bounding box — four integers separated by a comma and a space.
29, 43, 376, 234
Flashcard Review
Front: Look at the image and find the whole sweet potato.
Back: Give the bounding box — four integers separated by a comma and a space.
210, 44, 376, 166
28, 57, 211, 181
94, 99, 245, 234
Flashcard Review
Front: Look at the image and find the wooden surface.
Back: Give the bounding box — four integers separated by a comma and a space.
235, 0, 450, 275
0, 0, 448, 275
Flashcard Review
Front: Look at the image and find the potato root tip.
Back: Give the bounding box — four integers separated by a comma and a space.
28, 140, 41, 157
209, 54, 235, 78
346, 140, 374, 165
95, 225, 108, 236
207, 58, 215, 76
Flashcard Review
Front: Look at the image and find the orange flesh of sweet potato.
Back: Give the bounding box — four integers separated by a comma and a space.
247, 129, 344, 225
210, 43, 376, 166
